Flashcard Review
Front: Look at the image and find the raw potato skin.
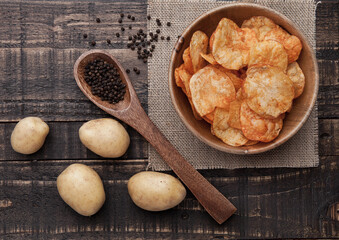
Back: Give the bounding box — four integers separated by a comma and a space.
57, 164, 105, 216
128, 171, 186, 211
11, 117, 49, 154
79, 118, 130, 158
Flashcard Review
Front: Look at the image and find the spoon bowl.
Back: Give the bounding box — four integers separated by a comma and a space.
74, 50, 237, 224
74, 50, 132, 115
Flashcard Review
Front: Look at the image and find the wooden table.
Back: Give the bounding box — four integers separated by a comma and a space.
0, 0, 338, 239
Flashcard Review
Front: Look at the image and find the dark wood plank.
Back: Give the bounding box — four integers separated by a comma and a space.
0, 121, 148, 160
0, 156, 338, 239
0, 48, 148, 121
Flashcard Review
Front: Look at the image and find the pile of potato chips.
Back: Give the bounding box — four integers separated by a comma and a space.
175, 16, 305, 146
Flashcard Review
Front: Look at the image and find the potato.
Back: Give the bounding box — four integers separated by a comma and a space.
128, 171, 186, 211
10, 117, 49, 154
57, 163, 105, 216
79, 118, 130, 158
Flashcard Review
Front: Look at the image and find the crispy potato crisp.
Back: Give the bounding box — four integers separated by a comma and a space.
248, 41, 288, 72
263, 26, 302, 63
190, 31, 209, 73
200, 53, 218, 65
183, 47, 194, 75
241, 16, 277, 41
243, 66, 294, 118
212, 108, 249, 146
240, 102, 283, 142
286, 62, 305, 98
190, 65, 236, 117
212, 18, 252, 70
228, 100, 242, 130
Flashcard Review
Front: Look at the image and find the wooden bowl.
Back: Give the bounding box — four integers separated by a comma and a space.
168, 3, 318, 154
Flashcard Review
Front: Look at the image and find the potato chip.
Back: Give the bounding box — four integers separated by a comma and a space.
212, 108, 248, 146
209, 31, 215, 52
212, 18, 252, 70
215, 65, 244, 91
286, 62, 305, 98
240, 27, 259, 48
228, 100, 242, 130
188, 97, 202, 120
200, 53, 218, 65
263, 26, 302, 63
190, 31, 209, 73
190, 65, 236, 117
236, 88, 245, 101
241, 16, 277, 41
174, 64, 187, 95
243, 66, 294, 118
244, 140, 259, 146
203, 111, 215, 124
248, 41, 288, 72
178, 67, 193, 97
183, 47, 194, 75
240, 102, 283, 142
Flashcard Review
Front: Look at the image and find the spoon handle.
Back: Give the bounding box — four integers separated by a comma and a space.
127, 107, 237, 224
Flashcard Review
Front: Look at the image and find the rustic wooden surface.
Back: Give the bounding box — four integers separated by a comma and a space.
0, 0, 338, 239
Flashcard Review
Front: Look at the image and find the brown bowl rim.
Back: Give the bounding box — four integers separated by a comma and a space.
168, 3, 319, 155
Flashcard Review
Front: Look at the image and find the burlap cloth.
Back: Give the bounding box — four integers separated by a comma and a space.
147, 0, 318, 170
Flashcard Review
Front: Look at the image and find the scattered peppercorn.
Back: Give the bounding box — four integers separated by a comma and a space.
90, 41, 96, 46
120, 13, 124, 18
127, 14, 131, 19
133, 67, 138, 72
83, 33, 88, 39
126, 69, 130, 73
167, 22, 171, 27
107, 39, 111, 44
156, 29, 160, 34
167, 36, 171, 40
128, 36, 132, 41
161, 36, 164, 40
116, 33, 120, 37
84, 58, 126, 104
121, 27, 125, 31
96, 18, 101, 23
131, 16, 135, 21
147, 15, 151, 20
129, 25, 132, 29
136, 69, 140, 74
118, 18, 122, 23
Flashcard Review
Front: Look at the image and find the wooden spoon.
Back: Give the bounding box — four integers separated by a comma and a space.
73, 50, 237, 224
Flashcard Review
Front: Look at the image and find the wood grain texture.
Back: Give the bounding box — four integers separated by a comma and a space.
0, 0, 338, 239
0, 156, 338, 239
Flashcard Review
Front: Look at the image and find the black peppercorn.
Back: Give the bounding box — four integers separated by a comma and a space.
83, 33, 88, 39
116, 33, 120, 37
131, 16, 135, 21
167, 36, 171, 40
167, 22, 171, 26
147, 15, 151, 20
127, 14, 131, 19
84, 58, 126, 104
90, 41, 96, 46
107, 39, 111, 44
120, 13, 124, 18
96, 18, 101, 23
118, 18, 122, 23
